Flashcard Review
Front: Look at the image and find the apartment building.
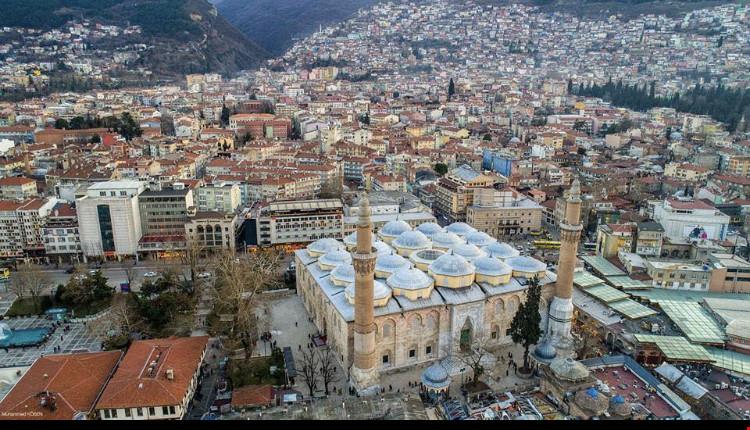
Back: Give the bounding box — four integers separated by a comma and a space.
664, 163, 711, 182
595, 223, 635, 258
653, 198, 730, 241
0, 176, 37, 200
434, 165, 499, 223
42, 202, 82, 264
635, 221, 665, 257
0, 198, 57, 260
195, 182, 241, 215
184, 212, 238, 252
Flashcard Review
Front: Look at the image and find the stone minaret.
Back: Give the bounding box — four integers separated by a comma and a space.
545, 179, 582, 351
350, 193, 380, 394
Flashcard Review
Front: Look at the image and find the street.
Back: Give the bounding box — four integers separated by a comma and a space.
6, 262, 192, 294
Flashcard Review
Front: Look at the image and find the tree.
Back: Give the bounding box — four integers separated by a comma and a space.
220, 104, 230, 128
211, 249, 282, 355
11, 264, 51, 313
317, 347, 341, 396
54, 118, 69, 129
181, 238, 204, 284
433, 163, 448, 176
117, 112, 142, 141
450, 331, 492, 388
319, 177, 343, 199
297, 346, 320, 397
448, 78, 455, 101
567, 79, 574, 94
509, 277, 543, 371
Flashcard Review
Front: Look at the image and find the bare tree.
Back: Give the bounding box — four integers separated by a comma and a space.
181, 237, 204, 283
447, 330, 494, 388
317, 347, 341, 396
297, 346, 320, 397
12, 264, 51, 313
123, 266, 137, 290
573, 313, 606, 360
212, 249, 282, 355
109, 294, 142, 334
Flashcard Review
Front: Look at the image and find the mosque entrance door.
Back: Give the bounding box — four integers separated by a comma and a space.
459, 318, 473, 352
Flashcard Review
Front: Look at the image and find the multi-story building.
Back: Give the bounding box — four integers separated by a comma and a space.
228, 114, 291, 139
466, 188, 543, 238
635, 221, 665, 257
725, 155, 750, 177
645, 260, 713, 291
0, 176, 37, 200
96, 336, 208, 421
42, 202, 82, 264
184, 212, 239, 252
252, 199, 344, 247
663, 163, 711, 182
195, 182, 241, 215
653, 198, 730, 242
137, 185, 195, 257
77, 181, 145, 260
595, 223, 635, 258
0, 198, 57, 261
434, 165, 499, 223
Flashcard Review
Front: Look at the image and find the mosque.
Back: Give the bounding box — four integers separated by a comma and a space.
294, 181, 583, 394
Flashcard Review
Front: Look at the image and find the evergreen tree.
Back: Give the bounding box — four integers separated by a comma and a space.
567, 79, 573, 94
448, 78, 455, 101
220, 104, 230, 128
509, 277, 542, 371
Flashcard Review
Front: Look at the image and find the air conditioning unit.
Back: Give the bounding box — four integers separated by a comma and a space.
166, 368, 175, 380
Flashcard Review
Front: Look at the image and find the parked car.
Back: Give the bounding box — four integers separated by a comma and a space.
64, 267, 75, 274
143, 271, 158, 277
197, 271, 212, 279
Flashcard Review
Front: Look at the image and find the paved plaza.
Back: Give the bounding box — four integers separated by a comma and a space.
0, 293, 16, 317
0, 316, 103, 367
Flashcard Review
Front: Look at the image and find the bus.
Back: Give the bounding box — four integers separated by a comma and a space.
533, 240, 561, 250
582, 242, 597, 253
0, 267, 9, 280
529, 230, 545, 237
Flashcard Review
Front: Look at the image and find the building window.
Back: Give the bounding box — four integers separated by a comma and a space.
148, 407, 155, 416
137, 408, 143, 417
162, 406, 169, 415
169, 406, 176, 415
491, 331, 497, 339
425, 345, 432, 355
111, 409, 118, 418
382, 355, 389, 364
104, 409, 111, 419
125, 408, 131, 417
409, 349, 416, 358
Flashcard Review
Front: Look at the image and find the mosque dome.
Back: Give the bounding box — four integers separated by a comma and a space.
416, 222, 444, 237
429, 253, 475, 277
533, 340, 557, 361
387, 266, 434, 291
378, 220, 412, 239
343, 231, 376, 249
574, 387, 609, 416
431, 231, 465, 250
466, 231, 496, 247
318, 249, 353, 270
393, 230, 431, 250
550, 357, 591, 382
345, 280, 392, 306
473, 256, 512, 277
451, 243, 487, 261
375, 253, 410, 277
445, 222, 476, 237
506, 256, 547, 277
330, 264, 355, 286
483, 242, 520, 259
373, 240, 392, 255
421, 362, 451, 391
307, 238, 345, 256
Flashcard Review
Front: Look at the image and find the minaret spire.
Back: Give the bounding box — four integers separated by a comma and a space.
544, 178, 583, 352
350, 192, 380, 394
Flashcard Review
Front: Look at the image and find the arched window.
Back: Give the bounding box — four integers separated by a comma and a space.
495, 298, 505, 315
426, 312, 438, 332
382, 319, 395, 338
507, 296, 520, 314
408, 314, 422, 330
491, 324, 500, 341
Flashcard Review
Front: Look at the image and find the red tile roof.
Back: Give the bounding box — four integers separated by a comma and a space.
0, 351, 122, 420
231, 385, 274, 408
96, 336, 208, 410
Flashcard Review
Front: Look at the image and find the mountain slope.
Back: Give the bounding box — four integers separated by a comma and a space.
213, 0, 379, 56
2, 0, 269, 76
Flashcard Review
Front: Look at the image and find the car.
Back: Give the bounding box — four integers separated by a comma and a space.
89, 269, 98, 275
64, 267, 75, 274
143, 271, 158, 277
197, 272, 212, 279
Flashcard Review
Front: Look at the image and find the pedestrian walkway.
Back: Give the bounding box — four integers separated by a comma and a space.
0, 317, 102, 367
